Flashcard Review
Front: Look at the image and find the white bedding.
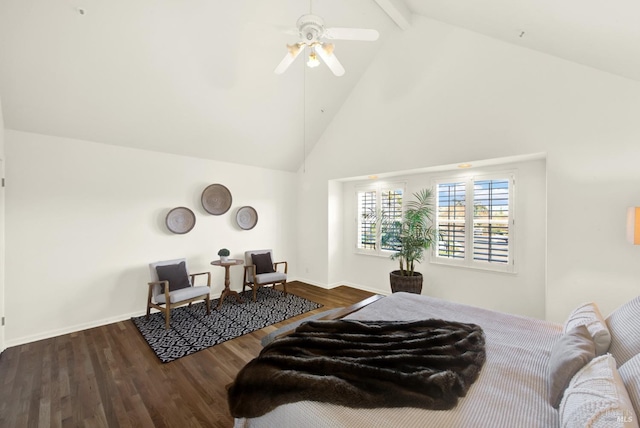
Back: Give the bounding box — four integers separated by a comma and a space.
234, 292, 563, 428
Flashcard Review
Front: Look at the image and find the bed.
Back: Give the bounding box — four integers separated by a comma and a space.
230, 292, 640, 428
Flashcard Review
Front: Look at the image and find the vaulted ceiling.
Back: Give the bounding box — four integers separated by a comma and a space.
1, 0, 639, 172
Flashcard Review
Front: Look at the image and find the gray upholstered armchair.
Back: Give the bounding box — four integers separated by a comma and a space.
243, 249, 288, 301
147, 258, 211, 329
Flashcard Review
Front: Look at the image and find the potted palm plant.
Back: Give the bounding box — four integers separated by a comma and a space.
384, 188, 437, 294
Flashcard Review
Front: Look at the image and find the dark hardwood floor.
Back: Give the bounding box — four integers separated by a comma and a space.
0, 282, 374, 428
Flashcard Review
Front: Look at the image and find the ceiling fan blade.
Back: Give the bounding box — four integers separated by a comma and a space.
274, 44, 303, 74
315, 44, 345, 77
278, 26, 298, 37
324, 27, 379, 41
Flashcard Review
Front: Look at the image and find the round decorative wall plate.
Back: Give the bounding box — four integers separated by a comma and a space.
236, 206, 258, 230
166, 207, 196, 234
201, 184, 232, 215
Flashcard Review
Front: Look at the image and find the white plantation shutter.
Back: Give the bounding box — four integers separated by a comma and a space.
473, 179, 510, 264
434, 173, 515, 272
380, 189, 403, 251
356, 183, 404, 254
357, 190, 376, 250
436, 182, 466, 260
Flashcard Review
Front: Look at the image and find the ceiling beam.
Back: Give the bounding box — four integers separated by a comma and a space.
374, 0, 412, 30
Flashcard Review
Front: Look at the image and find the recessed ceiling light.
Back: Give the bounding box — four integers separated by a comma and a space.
458, 163, 472, 169
368, 175, 378, 180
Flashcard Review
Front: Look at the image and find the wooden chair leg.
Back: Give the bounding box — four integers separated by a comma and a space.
282, 281, 287, 294
205, 296, 211, 315
165, 308, 170, 330
253, 285, 258, 302
146, 288, 153, 319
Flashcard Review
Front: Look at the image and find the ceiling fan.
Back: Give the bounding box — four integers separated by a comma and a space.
274, 13, 379, 77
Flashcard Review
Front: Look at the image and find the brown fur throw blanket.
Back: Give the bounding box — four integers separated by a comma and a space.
228, 318, 486, 418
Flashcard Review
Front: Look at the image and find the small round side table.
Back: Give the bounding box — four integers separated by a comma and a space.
211, 259, 244, 309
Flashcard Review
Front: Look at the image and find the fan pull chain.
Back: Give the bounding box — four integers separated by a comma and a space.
303, 57, 307, 173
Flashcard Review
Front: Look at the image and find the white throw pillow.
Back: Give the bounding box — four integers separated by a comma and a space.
607, 295, 640, 366
619, 354, 640, 420
560, 354, 638, 428
564, 302, 612, 356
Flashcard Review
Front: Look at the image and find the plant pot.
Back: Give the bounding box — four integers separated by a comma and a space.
220, 256, 229, 262
389, 270, 423, 294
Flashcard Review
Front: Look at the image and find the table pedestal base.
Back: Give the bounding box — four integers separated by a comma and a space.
217, 288, 243, 309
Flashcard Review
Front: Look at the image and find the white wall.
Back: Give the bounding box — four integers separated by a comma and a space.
5, 130, 298, 346
298, 15, 640, 321
338, 158, 547, 318
0, 95, 5, 353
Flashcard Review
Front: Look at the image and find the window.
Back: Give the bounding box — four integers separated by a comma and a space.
434, 173, 515, 272
356, 183, 404, 254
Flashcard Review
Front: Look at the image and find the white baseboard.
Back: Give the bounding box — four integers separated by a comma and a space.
290, 277, 390, 296
288, 276, 330, 289
4, 310, 146, 348
338, 281, 391, 296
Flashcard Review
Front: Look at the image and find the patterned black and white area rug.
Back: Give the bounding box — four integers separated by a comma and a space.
132, 288, 322, 363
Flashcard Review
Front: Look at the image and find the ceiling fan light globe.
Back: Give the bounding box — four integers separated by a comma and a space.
287, 44, 302, 57
322, 43, 335, 56
307, 52, 321, 68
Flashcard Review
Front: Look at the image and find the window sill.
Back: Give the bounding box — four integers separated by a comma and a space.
430, 259, 517, 275
354, 250, 395, 259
